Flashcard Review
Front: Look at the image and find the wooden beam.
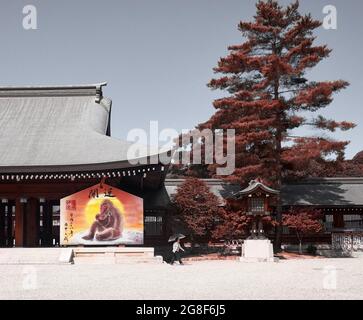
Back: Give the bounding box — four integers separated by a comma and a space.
0, 179, 121, 199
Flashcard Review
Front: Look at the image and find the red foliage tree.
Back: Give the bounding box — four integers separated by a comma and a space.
172, 178, 222, 244
338, 151, 363, 177
212, 206, 277, 240
212, 208, 252, 240
282, 208, 323, 254
339, 161, 363, 177
196, 0, 355, 249
353, 151, 363, 164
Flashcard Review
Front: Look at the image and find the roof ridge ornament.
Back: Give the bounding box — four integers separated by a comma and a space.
249, 178, 261, 185
95, 82, 107, 103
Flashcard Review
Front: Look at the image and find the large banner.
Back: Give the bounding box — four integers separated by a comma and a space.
60, 182, 144, 245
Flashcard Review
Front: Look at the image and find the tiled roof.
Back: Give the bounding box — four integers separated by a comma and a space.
0, 83, 159, 174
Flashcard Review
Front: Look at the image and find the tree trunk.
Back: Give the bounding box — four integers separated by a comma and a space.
273, 62, 283, 253
274, 200, 283, 252
190, 234, 195, 254
297, 233, 302, 255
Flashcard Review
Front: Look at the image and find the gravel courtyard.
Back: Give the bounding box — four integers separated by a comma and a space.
0, 258, 362, 300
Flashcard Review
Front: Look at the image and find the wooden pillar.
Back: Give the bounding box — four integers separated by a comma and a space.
0, 202, 5, 246
7, 201, 14, 247
15, 198, 25, 247
25, 198, 40, 247
43, 201, 53, 246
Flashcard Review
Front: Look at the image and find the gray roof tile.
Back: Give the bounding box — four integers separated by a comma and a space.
0, 83, 153, 172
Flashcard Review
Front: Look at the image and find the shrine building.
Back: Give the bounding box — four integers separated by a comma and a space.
0, 83, 362, 249
0, 83, 169, 247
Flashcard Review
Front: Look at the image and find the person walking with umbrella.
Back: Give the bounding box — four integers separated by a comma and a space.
169, 234, 185, 265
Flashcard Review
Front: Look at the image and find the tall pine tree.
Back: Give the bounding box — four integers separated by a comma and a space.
199, 0, 355, 249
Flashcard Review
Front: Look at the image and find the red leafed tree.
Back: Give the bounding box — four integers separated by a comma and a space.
212, 208, 252, 240
282, 208, 323, 254
172, 178, 222, 244
339, 151, 363, 177
212, 207, 276, 240
196, 0, 355, 249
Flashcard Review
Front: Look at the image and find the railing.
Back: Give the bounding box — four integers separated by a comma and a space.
246, 211, 271, 216
345, 220, 363, 229
332, 232, 363, 252
324, 221, 334, 232
220, 239, 243, 255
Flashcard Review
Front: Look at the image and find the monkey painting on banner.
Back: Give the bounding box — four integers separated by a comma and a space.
60, 183, 144, 246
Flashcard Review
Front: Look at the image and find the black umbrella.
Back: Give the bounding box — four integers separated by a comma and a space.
168, 233, 186, 242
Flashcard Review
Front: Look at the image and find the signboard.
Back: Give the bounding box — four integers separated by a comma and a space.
60, 182, 144, 245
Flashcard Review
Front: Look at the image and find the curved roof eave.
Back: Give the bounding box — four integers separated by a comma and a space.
0, 152, 171, 174
236, 181, 280, 197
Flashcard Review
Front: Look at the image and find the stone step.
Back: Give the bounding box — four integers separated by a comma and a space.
72, 247, 162, 264
115, 256, 162, 264
0, 248, 73, 265
73, 256, 162, 265
73, 256, 116, 265
0, 247, 161, 265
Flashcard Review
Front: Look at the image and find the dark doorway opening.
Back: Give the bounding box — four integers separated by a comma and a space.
0, 201, 15, 247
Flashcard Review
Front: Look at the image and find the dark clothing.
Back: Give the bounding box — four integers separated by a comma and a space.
170, 251, 183, 265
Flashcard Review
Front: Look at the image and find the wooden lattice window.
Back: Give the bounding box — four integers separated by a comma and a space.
249, 198, 264, 213
144, 215, 163, 236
